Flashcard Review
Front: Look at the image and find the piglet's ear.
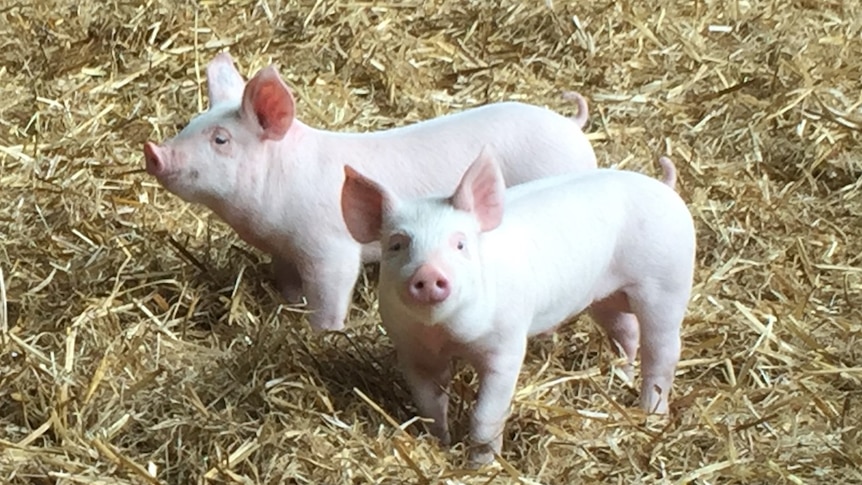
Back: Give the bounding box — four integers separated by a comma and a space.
341, 166, 394, 244
450, 146, 506, 232
240, 65, 295, 140
206, 52, 246, 107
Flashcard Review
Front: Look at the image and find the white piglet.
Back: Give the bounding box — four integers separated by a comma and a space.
143, 52, 597, 332
341, 149, 696, 464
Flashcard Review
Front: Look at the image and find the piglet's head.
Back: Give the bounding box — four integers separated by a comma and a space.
143, 52, 296, 206
341, 147, 505, 323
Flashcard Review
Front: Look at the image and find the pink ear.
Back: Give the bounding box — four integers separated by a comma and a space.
341, 166, 392, 244
450, 146, 505, 231
206, 52, 246, 106
240, 65, 295, 140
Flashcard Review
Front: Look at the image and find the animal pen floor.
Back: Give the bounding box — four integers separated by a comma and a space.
1, 1, 860, 484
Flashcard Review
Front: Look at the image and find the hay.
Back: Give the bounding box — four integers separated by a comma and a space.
1, 0, 860, 483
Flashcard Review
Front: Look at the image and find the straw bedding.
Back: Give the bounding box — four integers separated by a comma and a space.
1, 0, 860, 483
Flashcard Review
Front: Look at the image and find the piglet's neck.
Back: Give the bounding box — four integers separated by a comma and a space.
269, 120, 327, 167
217, 205, 278, 254
294, 120, 381, 168
205, 182, 282, 254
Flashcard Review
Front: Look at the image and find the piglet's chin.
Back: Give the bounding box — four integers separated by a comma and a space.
152, 177, 207, 207
398, 292, 461, 326
151, 173, 182, 196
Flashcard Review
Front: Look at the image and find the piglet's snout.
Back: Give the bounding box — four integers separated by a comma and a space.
407, 264, 451, 304
143, 142, 169, 177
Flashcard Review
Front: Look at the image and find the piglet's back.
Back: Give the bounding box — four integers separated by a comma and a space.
484, 169, 693, 332
345, 102, 597, 200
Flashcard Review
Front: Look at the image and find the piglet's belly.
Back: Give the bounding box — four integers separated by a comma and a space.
526, 290, 632, 338
527, 307, 584, 337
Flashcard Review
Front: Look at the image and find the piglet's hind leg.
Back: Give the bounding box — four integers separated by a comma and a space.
272, 257, 304, 304
629, 294, 686, 414
588, 294, 639, 382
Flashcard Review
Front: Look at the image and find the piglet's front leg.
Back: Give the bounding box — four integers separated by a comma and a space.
467, 339, 528, 466
397, 344, 453, 446
297, 246, 362, 332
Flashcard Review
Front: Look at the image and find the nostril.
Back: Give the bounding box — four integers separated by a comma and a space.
408, 267, 450, 303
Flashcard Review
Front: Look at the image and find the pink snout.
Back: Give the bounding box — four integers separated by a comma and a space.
407, 264, 451, 304
143, 142, 168, 177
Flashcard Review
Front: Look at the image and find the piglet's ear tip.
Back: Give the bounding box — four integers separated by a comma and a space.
213, 51, 233, 62
477, 143, 495, 157
245, 64, 279, 85
257, 64, 285, 81
343, 165, 360, 179
471, 146, 503, 180
343, 166, 381, 192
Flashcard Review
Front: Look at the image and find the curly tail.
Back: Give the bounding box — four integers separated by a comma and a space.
561, 91, 589, 129
658, 156, 677, 189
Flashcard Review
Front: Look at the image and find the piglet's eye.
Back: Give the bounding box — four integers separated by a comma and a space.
214, 134, 229, 145
388, 234, 410, 252
450, 232, 468, 252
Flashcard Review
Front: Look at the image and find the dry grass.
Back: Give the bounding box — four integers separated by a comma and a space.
1, 0, 861, 483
